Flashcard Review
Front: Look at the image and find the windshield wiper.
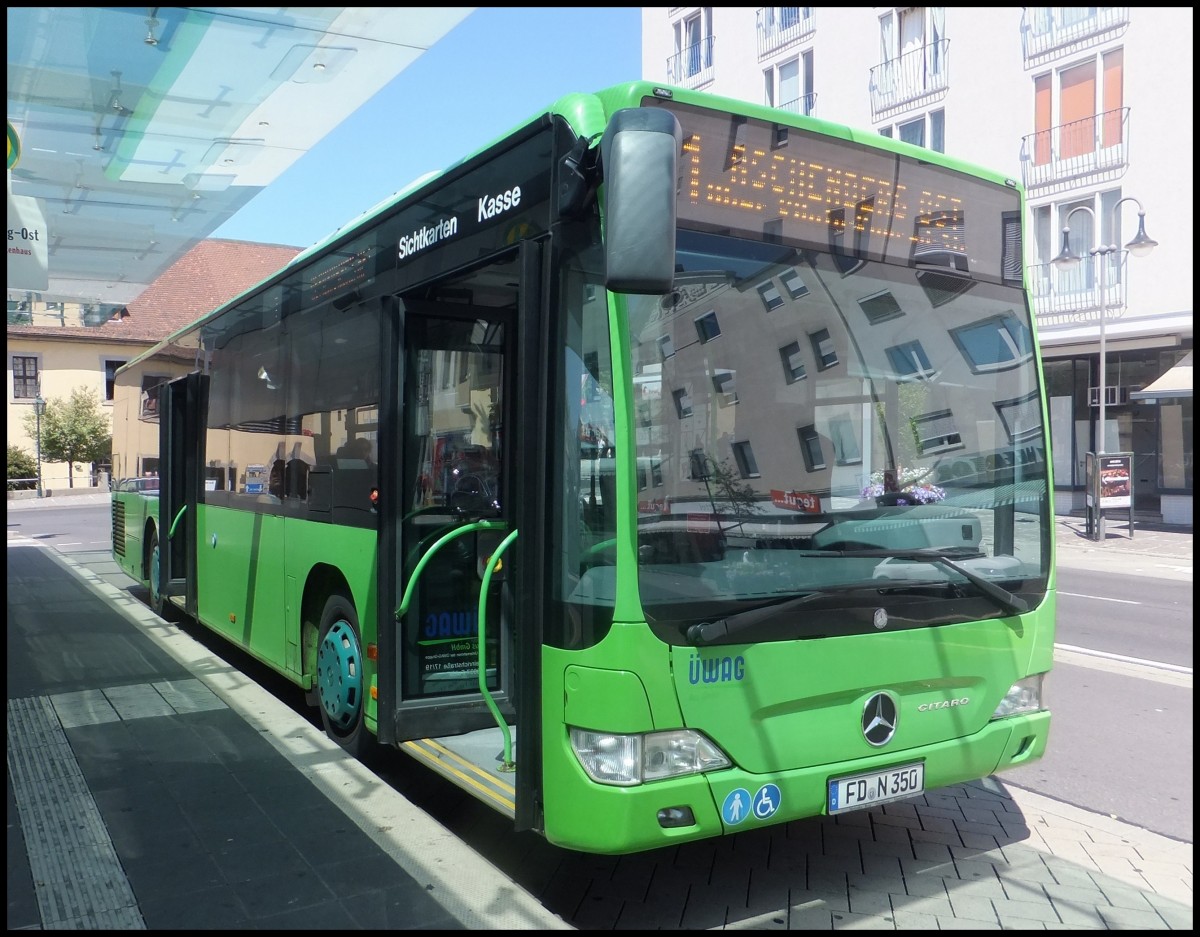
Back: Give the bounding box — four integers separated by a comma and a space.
825, 547, 1028, 617
686, 590, 834, 645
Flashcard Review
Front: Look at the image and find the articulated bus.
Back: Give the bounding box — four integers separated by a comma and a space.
111, 81, 1053, 855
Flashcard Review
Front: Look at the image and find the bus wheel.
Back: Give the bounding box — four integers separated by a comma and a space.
315, 593, 373, 760
148, 529, 164, 616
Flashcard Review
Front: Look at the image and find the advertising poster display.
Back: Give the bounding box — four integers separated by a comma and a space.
1098, 454, 1133, 508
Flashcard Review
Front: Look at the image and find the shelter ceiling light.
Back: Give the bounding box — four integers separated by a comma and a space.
144, 8, 160, 46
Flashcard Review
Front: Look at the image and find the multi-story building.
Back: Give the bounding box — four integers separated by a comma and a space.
7, 239, 300, 494
642, 6, 1192, 525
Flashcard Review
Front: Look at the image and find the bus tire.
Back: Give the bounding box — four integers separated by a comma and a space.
315, 593, 373, 760
147, 529, 165, 616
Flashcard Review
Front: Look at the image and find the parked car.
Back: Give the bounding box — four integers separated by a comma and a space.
115, 476, 159, 494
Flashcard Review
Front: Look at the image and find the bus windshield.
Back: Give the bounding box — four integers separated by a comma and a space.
619, 229, 1050, 644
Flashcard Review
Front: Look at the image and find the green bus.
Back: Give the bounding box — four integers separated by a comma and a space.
111, 80, 1054, 855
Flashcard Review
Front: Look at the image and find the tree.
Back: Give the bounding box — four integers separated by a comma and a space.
7, 445, 37, 491
695, 454, 763, 536
22, 387, 112, 489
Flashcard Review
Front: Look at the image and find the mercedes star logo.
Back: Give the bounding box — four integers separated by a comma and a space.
862, 692, 898, 746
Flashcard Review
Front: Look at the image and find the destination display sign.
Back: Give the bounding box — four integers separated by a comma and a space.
645, 95, 1022, 285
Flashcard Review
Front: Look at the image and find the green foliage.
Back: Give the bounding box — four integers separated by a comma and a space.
873, 382, 929, 468
7, 444, 37, 490
21, 386, 112, 488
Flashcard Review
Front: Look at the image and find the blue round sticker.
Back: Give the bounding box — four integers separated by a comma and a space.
752, 783, 781, 820
721, 788, 752, 825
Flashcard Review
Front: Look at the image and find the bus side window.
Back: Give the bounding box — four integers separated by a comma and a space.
286, 459, 309, 500
268, 458, 285, 499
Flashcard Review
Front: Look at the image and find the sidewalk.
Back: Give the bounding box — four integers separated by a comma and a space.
1053, 514, 1193, 581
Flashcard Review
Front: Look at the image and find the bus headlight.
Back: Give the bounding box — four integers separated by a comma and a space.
991, 674, 1045, 719
569, 727, 731, 786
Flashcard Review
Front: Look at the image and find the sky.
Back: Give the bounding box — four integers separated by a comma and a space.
210, 8, 643, 249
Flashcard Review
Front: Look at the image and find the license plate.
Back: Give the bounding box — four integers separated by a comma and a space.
828, 762, 924, 814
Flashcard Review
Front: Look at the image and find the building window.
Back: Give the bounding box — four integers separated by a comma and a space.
779, 341, 807, 383
695, 310, 721, 343
672, 8, 714, 84
712, 368, 738, 404
951, 314, 1034, 373
797, 425, 826, 471
757, 280, 785, 311
809, 328, 838, 370
12, 355, 39, 399
883, 110, 946, 153
899, 117, 925, 147
659, 334, 675, 359
914, 410, 964, 454
637, 458, 665, 491
858, 290, 904, 325
673, 387, 693, 419
765, 51, 815, 116
731, 440, 760, 478
104, 359, 127, 402
996, 391, 1044, 442
781, 267, 809, 299
141, 375, 169, 416
886, 340, 937, 381
829, 417, 862, 466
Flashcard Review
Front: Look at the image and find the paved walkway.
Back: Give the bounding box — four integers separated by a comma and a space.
6, 496, 1192, 929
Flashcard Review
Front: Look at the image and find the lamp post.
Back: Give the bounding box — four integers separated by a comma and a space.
33, 393, 46, 499
1053, 197, 1158, 539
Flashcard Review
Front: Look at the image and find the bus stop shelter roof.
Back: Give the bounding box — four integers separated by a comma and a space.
7, 7, 473, 312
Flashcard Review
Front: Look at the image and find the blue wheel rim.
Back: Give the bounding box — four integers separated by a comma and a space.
317, 618, 362, 731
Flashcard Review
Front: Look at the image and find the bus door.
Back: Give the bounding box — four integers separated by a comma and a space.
156, 372, 207, 617
394, 305, 513, 716
380, 247, 549, 826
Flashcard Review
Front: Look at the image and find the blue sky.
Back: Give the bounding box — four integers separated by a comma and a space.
211, 8, 642, 248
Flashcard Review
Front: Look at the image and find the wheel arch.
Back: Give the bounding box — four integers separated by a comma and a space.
141, 517, 159, 582
300, 563, 354, 683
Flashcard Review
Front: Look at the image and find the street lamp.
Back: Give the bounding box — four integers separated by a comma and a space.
1053, 196, 1158, 539
33, 394, 46, 499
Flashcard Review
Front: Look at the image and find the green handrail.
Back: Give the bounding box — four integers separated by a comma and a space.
393, 519, 506, 619
393, 518, 516, 767
168, 504, 187, 538
477, 528, 519, 770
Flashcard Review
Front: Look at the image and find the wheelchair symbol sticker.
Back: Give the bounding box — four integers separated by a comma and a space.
721, 788, 751, 825
752, 783, 781, 820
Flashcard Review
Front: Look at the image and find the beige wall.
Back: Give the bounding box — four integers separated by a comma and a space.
7, 335, 149, 489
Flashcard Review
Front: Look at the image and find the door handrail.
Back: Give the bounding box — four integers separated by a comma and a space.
168, 504, 187, 538
393, 519, 507, 619
477, 528, 519, 770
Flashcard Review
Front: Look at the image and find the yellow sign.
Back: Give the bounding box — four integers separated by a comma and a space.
7, 120, 20, 170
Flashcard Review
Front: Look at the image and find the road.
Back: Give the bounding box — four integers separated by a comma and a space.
8, 501, 1193, 843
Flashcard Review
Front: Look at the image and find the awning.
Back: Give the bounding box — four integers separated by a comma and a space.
1130, 352, 1193, 400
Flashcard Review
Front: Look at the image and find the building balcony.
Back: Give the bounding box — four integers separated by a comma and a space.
869, 39, 950, 118
1028, 252, 1128, 330
777, 92, 817, 118
1021, 7, 1130, 62
1021, 107, 1129, 191
667, 35, 715, 89
756, 7, 815, 58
